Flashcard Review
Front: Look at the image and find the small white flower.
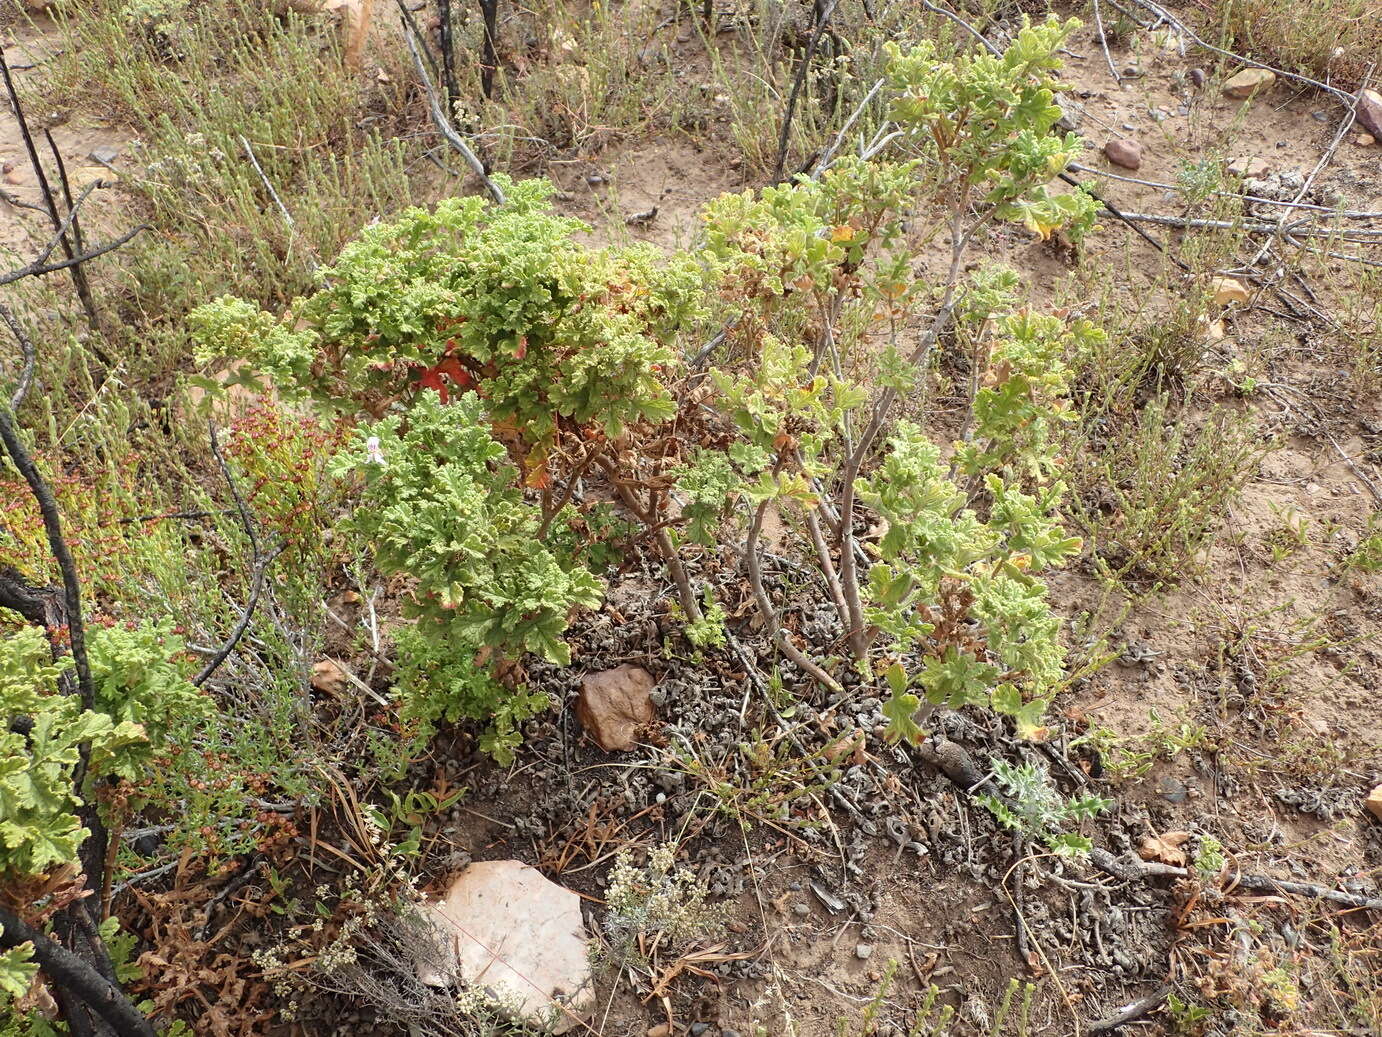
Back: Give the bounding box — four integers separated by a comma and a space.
365, 436, 386, 466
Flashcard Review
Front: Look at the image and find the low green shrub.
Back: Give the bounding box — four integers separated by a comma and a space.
193, 17, 1105, 758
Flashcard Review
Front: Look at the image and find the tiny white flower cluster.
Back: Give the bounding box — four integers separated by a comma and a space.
602, 842, 724, 962
142, 132, 226, 189
248, 816, 427, 1021
453, 980, 522, 1020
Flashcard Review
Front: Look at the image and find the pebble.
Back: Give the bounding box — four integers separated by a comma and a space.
1103, 139, 1143, 170
1158, 778, 1188, 803
1359, 133, 1377, 147
1054, 94, 1082, 133
1222, 67, 1276, 99
647, 1026, 672, 1037
1227, 156, 1271, 178
3, 169, 25, 186
88, 145, 120, 165
689, 1025, 711, 1036
1188, 67, 1206, 88
1366, 784, 1382, 823
722, 1031, 742, 1037
793, 902, 810, 916
576, 664, 656, 752
855, 943, 873, 960
1356, 88, 1382, 138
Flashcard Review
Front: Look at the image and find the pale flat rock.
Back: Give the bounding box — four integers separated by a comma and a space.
1227, 156, 1271, 178
416, 861, 593, 1034
310, 659, 348, 697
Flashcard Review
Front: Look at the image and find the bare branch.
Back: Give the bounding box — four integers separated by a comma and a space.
0, 223, 151, 288
1123, 0, 1354, 103
920, 0, 999, 57
396, 2, 505, 204
0, 907, 156, 1037
191, 422, 284, 687
0, 360, 95, 714
1088, 986, 1171, 1033
1091, 0, 1121, 84
239, 135, 317, 272
773, 0, 839, 183
1, 302, 36, 411
744, 495, 844, 693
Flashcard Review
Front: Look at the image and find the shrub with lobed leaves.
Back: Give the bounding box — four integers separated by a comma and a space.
192, 176, 705, 485
193, 17, 1105, 759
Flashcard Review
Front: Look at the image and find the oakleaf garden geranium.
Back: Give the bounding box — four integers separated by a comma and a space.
191, 16, 1103, 755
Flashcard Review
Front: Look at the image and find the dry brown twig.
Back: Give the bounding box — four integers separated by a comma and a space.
395, 0, 506, 204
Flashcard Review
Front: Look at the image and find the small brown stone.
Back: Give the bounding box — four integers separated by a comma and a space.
1355, 88, 1382, 138
1357, 133, 1377, 148
310, 659, 348, 697
576, 664, 656, 752
1103, 138, 1143, 170
1222, 67, 1275, 99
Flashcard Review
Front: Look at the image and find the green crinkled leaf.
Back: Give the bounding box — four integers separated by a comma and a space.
920, 649, 1001, 710
0, 936, 37, 1001
881, 682, 925, 745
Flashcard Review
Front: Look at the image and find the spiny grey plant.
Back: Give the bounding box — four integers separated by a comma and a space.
975, 759, 1111, 855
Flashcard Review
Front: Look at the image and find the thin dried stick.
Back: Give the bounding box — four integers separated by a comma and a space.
1069, 161, 1382, 220
191, 422, 286, 687
1244, 74, 1369, 268
743, 496, 844, 692
1, 302, 36, 410
773, 0, 839, 182
239, 134, 317, 272
1092, 0, 1121, 84
0, 45, 101, 332
1088, 986, 1171, 1032
0, 908, 154, 1037
0, 223, 149, 288
1103, 209, 1382, 241
397, 2, 505, 203
921, 0, 999, 56
1125, 0, 1353, 103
